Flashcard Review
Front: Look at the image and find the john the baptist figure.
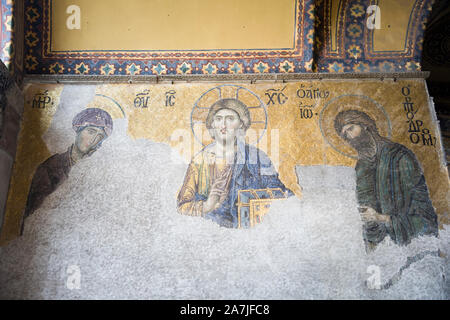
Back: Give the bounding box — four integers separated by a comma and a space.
334, 109, 438, 249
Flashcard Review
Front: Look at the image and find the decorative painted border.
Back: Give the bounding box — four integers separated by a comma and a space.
322, 0, 346, 58
23, 71, 431, 85
24, 0, 315, 75
316, 0, 435, 73
0, 0, 14, 68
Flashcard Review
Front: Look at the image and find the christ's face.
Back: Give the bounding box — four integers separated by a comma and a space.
75, 126, 106, 155
211, 108, 242, 145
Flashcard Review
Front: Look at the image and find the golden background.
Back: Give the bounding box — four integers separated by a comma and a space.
51, 0, 296, 51
373, 0, 417, 52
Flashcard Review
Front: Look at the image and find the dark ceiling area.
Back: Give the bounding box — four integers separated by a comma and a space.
423, 0, 450, 166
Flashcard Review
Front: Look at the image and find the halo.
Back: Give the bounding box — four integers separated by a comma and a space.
191, 85, 268, 147
319, 94, 392, 159
83, 94, 127, 120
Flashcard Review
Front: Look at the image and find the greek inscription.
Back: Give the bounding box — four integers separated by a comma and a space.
299, 108, 315, 119
134, 89, 150, 108
401, 86, 435, 146
297, 86, 330, 100
32, 90, 52, 109
265, 86, 288, 106
165, 90, 176, 107
296, 84, 327, 120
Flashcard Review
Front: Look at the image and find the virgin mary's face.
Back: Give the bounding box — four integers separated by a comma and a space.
75, 126, 106, 155
211, 108, 242, 145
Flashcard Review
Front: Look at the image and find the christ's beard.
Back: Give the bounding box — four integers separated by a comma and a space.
347, 131, 378, 161
216, 134, 236, 147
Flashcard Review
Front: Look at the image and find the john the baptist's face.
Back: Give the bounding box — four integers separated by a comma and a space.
211, 108, 243, 144
75, 126, 106, 155
341, 123, 362, 141
340, 122, 376, 156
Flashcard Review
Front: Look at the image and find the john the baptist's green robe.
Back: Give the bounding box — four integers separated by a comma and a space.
355, 141, 438, 246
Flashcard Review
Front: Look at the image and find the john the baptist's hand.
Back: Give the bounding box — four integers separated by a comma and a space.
359, 207, 391, 224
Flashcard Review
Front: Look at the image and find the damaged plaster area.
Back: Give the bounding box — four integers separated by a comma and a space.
0, 117, 448, 299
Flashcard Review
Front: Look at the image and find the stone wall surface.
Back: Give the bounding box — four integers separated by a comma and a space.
0, 60, 23, 236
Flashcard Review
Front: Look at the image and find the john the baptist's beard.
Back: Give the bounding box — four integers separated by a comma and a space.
345, 129, 378, 160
